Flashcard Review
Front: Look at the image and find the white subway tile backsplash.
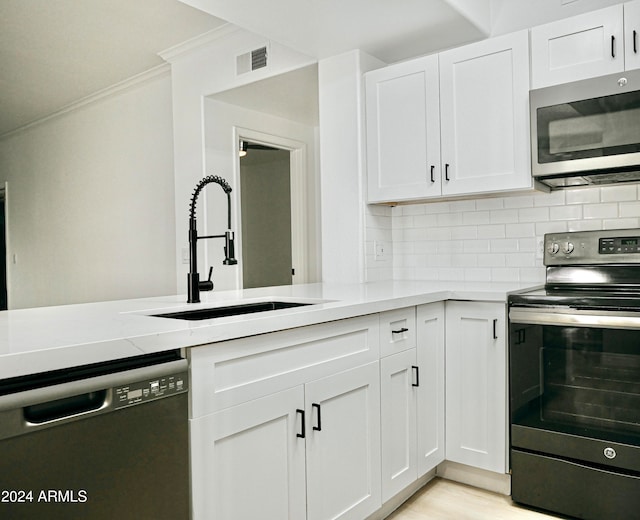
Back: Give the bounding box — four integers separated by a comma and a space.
619, 202, 640, 217
464, 239, 491, 253
451, 226, 478, 239
519, 207, 549, 222
399, 204, 426, 216
565, 188, 600, 205
478, 253, 507, 267
477, 225, 506, 239
535, 221, 568, 235
550, 205, 582, 221
490, 209, 519, 224
506, 223, 535, 237
368, 185, 640, 286
437, 212, 464, 226
604, 218, 639, 229
463, 211, 491, 225
600, 185, 638, 202
534, 190, 565, 206
504, 195, 534, 208
518, 237, 537, 253
490, 238, 519, 253
464, 268, 492, 281
476, 198, 504, 210
506, 253, 536, 267
491, 267, 520, 282
583, 203, 618, 219
568, 220, 603, 232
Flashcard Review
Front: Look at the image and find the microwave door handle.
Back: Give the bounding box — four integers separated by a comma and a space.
509, 308, 640, 329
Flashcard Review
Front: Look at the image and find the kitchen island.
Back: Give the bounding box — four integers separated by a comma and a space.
0, 280, 531, 381
0, 280, 534, 520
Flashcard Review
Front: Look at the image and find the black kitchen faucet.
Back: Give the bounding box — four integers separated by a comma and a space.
187, 175, 237, 303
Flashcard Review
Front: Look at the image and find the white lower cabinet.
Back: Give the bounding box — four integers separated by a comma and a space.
189, 316, 382, 520
191, 387, 307, 519
305, 362, 381, 520
190, 301, 510, 519
445, 301, 507, 474
192, 362, 381, 520
380, 302, 445, 502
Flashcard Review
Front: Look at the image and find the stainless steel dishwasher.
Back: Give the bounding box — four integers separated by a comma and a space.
0, 350, 189, 520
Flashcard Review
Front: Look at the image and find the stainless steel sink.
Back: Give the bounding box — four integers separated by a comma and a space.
151, 301, 312, 321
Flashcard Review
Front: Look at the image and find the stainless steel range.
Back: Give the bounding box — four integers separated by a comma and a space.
509, 228, 640, 520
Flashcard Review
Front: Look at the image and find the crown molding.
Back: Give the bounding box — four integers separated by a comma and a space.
158, 23, 240, 62
0, 64, 171, 141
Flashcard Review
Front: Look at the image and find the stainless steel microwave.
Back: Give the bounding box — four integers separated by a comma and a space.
530, 69, 640, 189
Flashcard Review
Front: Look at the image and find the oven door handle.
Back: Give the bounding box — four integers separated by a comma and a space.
509, 307, 640, 329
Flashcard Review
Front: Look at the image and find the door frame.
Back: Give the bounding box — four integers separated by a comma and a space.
234, 127, 309, 286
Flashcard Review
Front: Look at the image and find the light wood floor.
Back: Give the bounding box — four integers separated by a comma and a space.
386, 478, 564, 520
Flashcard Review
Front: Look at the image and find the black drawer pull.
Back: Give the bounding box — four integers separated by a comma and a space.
430, 165, 435, 183
312, 403, 322, 431
392, 327, 409, 334
445, 163, 450, 181
412, 365, 420, 387
493, 319, 498, 340
612, 35, 616, 58
296, 409, 305, 438
634, 30, 638, 54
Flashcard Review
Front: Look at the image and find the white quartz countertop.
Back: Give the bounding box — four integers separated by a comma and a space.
0, 280, 535, 380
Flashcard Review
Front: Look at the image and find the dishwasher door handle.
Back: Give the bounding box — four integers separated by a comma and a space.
24, 389, 111, 426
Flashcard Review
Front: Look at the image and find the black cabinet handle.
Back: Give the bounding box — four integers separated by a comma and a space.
412, 365, 420, 387
312, 403, 322, 431
296, 409, 306, 438
612, 35, 616, 58
634, 30, 638, 54
392, 327, 409, 334
445, 163, 450, 181
430, 165, 435, 183
493, 319, 498, 340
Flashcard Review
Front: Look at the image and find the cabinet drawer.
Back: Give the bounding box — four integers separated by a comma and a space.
379, 307, 416, 357
189, 315, 380, 417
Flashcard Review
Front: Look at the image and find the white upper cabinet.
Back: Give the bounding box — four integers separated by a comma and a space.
625, 1, 640, 71
365, 30, 532, 203
365, 55, 441, 203
439, 30, 531, 196
531, 5, 625, 88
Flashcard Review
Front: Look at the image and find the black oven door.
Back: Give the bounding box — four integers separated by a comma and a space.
509, 305, 640, 519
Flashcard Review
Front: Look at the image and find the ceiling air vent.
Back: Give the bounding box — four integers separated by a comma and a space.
236, 45, 268, 75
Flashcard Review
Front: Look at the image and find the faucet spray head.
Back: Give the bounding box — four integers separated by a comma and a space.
224, 231, 238, 265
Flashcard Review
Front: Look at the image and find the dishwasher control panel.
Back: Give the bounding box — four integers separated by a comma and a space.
113, 370, 188, 409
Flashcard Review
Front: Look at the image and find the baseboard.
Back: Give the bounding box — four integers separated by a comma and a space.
436, 461, 511, 495
365, 470, 437, 520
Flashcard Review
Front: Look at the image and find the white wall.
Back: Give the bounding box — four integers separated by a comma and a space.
0, 73, 177, 309
202, 99, 320, 290
165, 26, 317, 292
379, 185, 640, 284
319, 50, 385, 284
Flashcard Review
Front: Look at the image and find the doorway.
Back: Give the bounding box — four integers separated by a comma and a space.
239, 142, 293, 289
0, 187, 7, 310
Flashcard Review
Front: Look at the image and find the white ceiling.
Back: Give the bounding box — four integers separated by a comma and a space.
180, 0, 492, 63
0, 0, 226, 136
1, 0, 626, 137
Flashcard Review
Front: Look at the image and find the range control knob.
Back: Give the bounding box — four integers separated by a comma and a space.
562, 242, 575, 254
547, 242, 560, 255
